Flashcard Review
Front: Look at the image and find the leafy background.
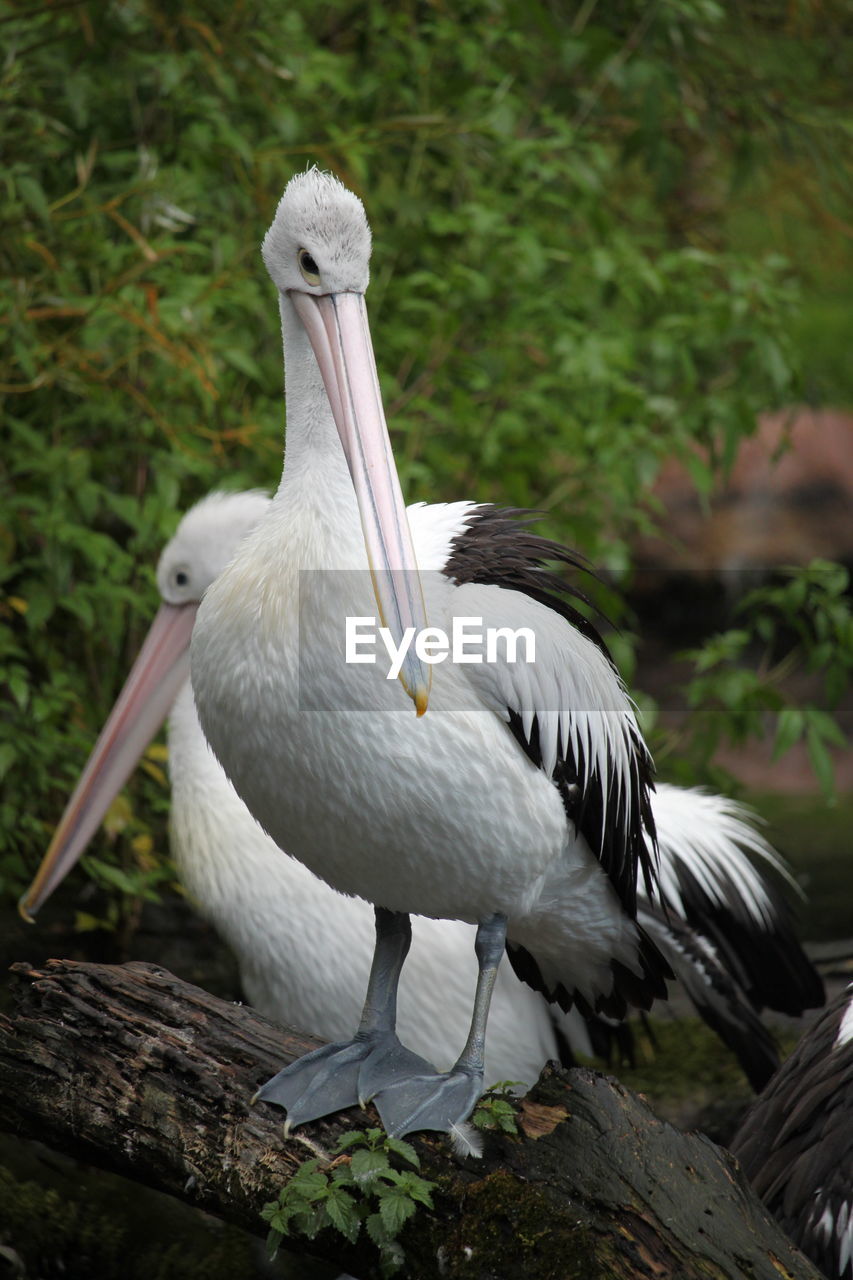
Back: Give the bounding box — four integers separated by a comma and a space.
1, 2, 851, 1276
2, 0, 851, 913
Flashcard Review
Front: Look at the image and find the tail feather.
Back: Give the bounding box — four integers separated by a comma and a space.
505, 919, 672, 1022
651, 784, 824, 1017
639, 905, 781, 1091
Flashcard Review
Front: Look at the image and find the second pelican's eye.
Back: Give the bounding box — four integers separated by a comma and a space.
298, 249, 320, 285
172, 568, 190, 589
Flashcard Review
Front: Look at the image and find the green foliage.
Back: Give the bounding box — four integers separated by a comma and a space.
261, 1128, 435, 1277
1, 0, 849, 911
672, 561, 852, 798
471, 1080, 523, 1134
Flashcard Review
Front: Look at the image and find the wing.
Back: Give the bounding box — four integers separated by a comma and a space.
581, 904, 783, 1090
440, 505, 656, 920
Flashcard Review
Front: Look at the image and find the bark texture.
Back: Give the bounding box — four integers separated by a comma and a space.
0, 959, 822, 1280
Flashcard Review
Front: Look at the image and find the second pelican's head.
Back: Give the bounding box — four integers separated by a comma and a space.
19, 490, 271, 922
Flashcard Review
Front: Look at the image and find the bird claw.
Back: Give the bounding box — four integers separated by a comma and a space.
373, 1065, 484, 1138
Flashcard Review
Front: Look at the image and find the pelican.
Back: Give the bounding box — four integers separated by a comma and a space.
178, 164, 831, 1142
20, 491, 821, 1102
731, 983, 853, 1279
189, 169, 675, 1137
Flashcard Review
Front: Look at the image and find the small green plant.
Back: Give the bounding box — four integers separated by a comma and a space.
471, 1080, 523, 1135
261, 1128, 436, 1277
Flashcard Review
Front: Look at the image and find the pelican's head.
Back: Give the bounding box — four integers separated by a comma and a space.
158, 489, 271, 606
19, 490, 271, 922
262, 168, 430, 714
262, 169, 372, 297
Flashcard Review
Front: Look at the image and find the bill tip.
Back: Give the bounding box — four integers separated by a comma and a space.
17, 895, 36, 925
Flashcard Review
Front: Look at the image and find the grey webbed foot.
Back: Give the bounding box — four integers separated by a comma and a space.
256, 909, 502, 1144
373, 1064, 484, 1138
356, 1037, 438, 1105
254, 1038, 369, 1130
255, 1032, 439, 1132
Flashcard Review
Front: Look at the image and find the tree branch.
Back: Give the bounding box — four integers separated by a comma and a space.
0, 960, 821, 1280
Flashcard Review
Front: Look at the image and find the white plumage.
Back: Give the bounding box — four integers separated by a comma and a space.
172, 688, 563, 1084
161, 493, 580, 1084
649, 785, 797, 927
165, 568, 563, 1083
172, 680, 564, 1084
172, 502, 819, 1094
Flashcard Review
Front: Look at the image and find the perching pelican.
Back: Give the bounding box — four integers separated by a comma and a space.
20, 490, 821, 1097
178, 164, 825, 1143
189, 172, 828, 1139
731, 983, 853, 1279
190, 170, 673, 1138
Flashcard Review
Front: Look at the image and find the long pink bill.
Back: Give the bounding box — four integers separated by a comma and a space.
291, 289, 431, 715
19, 601, 198, 921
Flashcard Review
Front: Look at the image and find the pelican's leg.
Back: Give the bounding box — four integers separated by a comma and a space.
255, 908, 437, 1131
373, 912, 508, 1140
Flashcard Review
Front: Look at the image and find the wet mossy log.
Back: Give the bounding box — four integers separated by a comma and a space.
0, 959, 820, 1280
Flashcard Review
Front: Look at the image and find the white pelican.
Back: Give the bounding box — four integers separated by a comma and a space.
189, 170, 674, 1137
180, 166, 824, 1141
20, 491, 821, 1103
731, 983, 853, 1279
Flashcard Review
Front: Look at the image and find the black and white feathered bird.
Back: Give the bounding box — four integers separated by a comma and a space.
185, 169, 823, 1140
190, 169, 675, 1140
731, 984, 853, 1278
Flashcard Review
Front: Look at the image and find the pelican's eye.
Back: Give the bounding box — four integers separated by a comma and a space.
171, 567, 190, 590
298, 249, 321, 285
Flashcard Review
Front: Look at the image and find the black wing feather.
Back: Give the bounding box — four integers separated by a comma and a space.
640, 906, 782, 1091
444, 504, 657, 919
